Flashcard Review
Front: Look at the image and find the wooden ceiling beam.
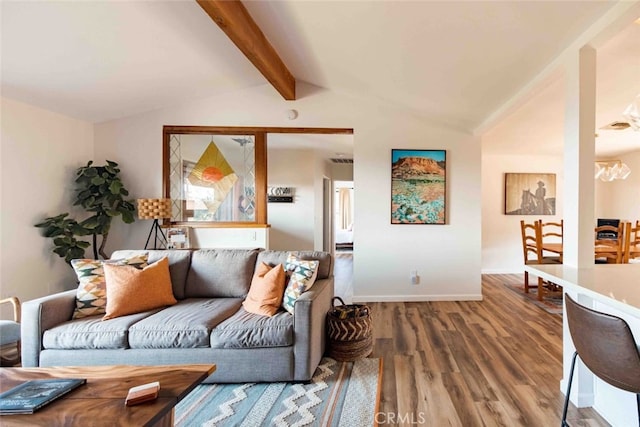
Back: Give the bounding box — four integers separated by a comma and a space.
196, 0, 296, 100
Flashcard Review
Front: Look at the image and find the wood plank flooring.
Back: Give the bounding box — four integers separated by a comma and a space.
368, 273, 610, 426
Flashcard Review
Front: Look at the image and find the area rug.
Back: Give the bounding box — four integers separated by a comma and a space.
175, 357, 383, 427
503, 283, 563, 315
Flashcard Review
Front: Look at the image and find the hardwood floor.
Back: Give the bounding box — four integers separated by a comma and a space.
369, 273, 610, 426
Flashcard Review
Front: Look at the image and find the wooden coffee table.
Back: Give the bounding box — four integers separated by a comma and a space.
0, 364, 216, 426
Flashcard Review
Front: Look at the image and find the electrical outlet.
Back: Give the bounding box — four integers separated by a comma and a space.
411, 270, 419, 285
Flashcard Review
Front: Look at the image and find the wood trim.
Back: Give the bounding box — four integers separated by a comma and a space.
163, 125, 353, 135
255, 132, 268, 224
163, 126, 270, 228
162, 129, 170, 202
196, 0, 296, 100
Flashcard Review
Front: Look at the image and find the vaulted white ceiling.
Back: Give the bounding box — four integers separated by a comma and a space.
483, 20, 640, 157
1, 1, 636, 156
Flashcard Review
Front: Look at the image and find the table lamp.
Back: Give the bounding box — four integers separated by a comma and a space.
137, 198, 172, 250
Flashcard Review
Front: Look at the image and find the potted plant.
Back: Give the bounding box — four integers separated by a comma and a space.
35, 160, 135, 263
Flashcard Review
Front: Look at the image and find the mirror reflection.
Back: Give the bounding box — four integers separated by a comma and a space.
167, 133, 256, 223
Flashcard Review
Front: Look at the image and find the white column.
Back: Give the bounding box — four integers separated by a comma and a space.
561, 45, 597, 407
562, 45, 596, 269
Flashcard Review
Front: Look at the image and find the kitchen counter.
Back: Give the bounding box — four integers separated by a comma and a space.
525, 263, 640, 427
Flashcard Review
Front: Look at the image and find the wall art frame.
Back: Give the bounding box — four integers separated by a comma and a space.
391, 149, 446, 224
504, 172, 556, 215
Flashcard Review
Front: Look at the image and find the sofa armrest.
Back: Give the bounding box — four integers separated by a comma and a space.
21, 290, 76, 367
293, 277, 334, 381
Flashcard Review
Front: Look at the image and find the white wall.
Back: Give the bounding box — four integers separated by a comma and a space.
482, 153, 564, 273
267, 149, 316, 251
0, 97, 94, 315
94, 82, 482, 301
331, 163, 353, 181
594, 150, 640, 221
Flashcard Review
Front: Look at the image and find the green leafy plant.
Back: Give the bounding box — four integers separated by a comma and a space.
35, 160, 135, 263
33, 213, 91, 263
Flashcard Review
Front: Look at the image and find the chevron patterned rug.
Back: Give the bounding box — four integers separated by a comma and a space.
175, 357, 382, 427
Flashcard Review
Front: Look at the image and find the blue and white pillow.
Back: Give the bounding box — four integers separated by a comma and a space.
282, 253, 319, 314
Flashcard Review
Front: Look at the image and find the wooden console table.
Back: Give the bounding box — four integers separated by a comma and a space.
0, 364, 216, 426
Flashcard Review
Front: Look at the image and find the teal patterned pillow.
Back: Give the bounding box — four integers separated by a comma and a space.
282, 253, 319, 314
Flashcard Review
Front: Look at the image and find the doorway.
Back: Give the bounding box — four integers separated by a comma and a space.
333, 180, 354, 301
334, 181, 354, 251
323, 177, 332, 252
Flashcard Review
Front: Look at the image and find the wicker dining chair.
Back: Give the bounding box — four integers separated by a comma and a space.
594, 223, 625, 264
520, 220, 561, 300
624, 221, 640, 263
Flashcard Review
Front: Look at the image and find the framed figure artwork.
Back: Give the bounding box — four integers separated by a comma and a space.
504, 173, 556, 215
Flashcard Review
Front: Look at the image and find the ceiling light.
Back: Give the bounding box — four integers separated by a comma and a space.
623, 94, 640, 131
595, 160, 631, 182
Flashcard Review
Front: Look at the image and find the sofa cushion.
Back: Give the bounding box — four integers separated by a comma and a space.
128, 298, 243, 349
111, 250, 192, 299
71, 253, 149, 319
282, 254, 319, 314
257, 250, 332, 280
242, 263, 286, 317
103, 257, 178, 320
185, 249, 261, 298
210, 307, 293, 349
42, 310, 159, 350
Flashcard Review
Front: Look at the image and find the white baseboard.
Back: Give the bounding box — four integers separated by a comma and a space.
352, 294, 483, 303
559, 378, 594, 407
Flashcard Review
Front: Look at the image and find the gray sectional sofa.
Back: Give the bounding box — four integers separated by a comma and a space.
21, 248, 334, 383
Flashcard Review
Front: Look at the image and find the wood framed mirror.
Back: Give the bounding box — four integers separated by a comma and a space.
163, 126, 267, 227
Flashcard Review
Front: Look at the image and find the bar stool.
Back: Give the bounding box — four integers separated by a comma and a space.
562, 294, 640, 426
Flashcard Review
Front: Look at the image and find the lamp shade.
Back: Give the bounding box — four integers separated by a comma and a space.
137, 198, 172, 220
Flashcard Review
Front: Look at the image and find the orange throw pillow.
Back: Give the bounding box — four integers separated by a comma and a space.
243, 262, 286, 317
102, 257, 177, 320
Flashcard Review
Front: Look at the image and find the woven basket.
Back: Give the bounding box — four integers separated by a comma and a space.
326, 297, 373, 362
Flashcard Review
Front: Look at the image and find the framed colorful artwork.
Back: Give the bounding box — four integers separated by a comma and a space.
504, 173, 556, 215
391, 149, 446, 224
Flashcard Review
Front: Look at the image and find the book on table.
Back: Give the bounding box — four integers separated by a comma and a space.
0, 378, 86, 414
